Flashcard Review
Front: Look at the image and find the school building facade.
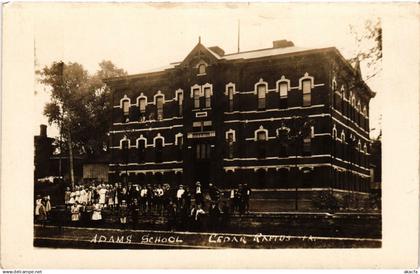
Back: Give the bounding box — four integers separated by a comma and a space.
106, 39, 375, 193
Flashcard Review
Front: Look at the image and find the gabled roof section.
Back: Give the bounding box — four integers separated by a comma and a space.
178, 41, 221, 68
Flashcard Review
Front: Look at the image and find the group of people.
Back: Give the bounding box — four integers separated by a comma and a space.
35, 180, 252, 231
34, 195, 52, 226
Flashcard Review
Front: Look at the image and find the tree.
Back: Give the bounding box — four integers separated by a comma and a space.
349, 18, 382, 82
39, 60, 127, 188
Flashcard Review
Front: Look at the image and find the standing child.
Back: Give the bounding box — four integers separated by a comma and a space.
91, 199, 103, 226
119, 200, 128, 228
70, 201, 81, 223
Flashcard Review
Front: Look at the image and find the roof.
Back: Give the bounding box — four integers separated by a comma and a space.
221, 46, 313, 60
134, 44, 323, 76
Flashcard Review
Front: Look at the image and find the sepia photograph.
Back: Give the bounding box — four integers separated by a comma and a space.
1, 1, 418, 269
31, 3, 383, 250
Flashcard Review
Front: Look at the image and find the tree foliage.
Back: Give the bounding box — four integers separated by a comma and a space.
40, 60, 127, 156
349, 18, 382, 81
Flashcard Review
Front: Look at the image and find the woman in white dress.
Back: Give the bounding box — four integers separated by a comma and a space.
91, 199, 102, 225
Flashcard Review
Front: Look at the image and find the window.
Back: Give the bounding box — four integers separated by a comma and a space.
203, 120, 212, 131
303, 136, 311, 155
195, 143, 211, 160
156, 96, 163, 120
122, 100, 130, 122
204, 87, 211, 108
193, 88, 200, 109
227, 132, 234, 159
279, 82, 288, 98
176, 135, 183, 148
155, 138, 163, 163
257, 131, 267, 141
198, 64, 206, 75
121, 140, 129, 162
302, 79, 311, 106
139, 98, 146, 114
137, 139, 146, 163
257, 84, 266, 110
177, 92, 183, 116
228, 86, 234, 112
193, 121, 212, 132
257, 130, 267, 158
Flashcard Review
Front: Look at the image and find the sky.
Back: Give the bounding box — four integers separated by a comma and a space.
32, 3, 383, 138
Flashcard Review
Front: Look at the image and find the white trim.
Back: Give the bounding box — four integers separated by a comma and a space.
223, 154, 331, 161
120, 94, 131, 108
174, 89, 184, 102
190, 84, 202, 98
153, 133, 165, 147
341, 85, 346, 99
224, 113, 329, 125
332, 124, 337, 139
225, 82, 236, 96
109, 124, 183, 134
254, 78, 269, 95
224, 104, 325, 115
298, 72, 315, 90
225, 129, 236, 142
276, 125, 290, 137
195, 112, 207, 118
275, 75, 291, 96
112, 168, 183, 175
110, 161, 182, 167
202, 83, 213, 96
332, 76, 337, 91
113, 116, 183, 126
119, 135, 130, 149
332, 108, 369, 134
175, 133, 183, 146
332, 116, 370, 142
153, 90, 165, 105
136, 93, 148, 106
254, 125, 268, 141
340, 130, 346, 143
135, 135, 148, 148
222, 163, 370, 177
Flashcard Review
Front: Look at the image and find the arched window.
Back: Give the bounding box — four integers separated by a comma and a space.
138, 97, 146, 117
256, 129, 267, 158
277, 76, 290, 109
302, 79, 312, 107
155, 138, 163, 163
198, 63, 206, 75
193, 88, 200, 109
204, 87, 211, 108
122, 99, 130, 122
257, 84, 266, 110
226, 131, 235, 159
176, 89, 183, 116
121, 138, 129, 163
137, 138, 146, 163
228, 86, 234, 112
156, 95, 164, 120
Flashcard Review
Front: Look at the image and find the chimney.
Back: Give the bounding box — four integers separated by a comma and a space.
272, 39, 295, 48
40, 124, 47, 137
208, 46, 225, 57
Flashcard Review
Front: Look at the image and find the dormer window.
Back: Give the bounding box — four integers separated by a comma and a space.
198, 63, 206, 75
